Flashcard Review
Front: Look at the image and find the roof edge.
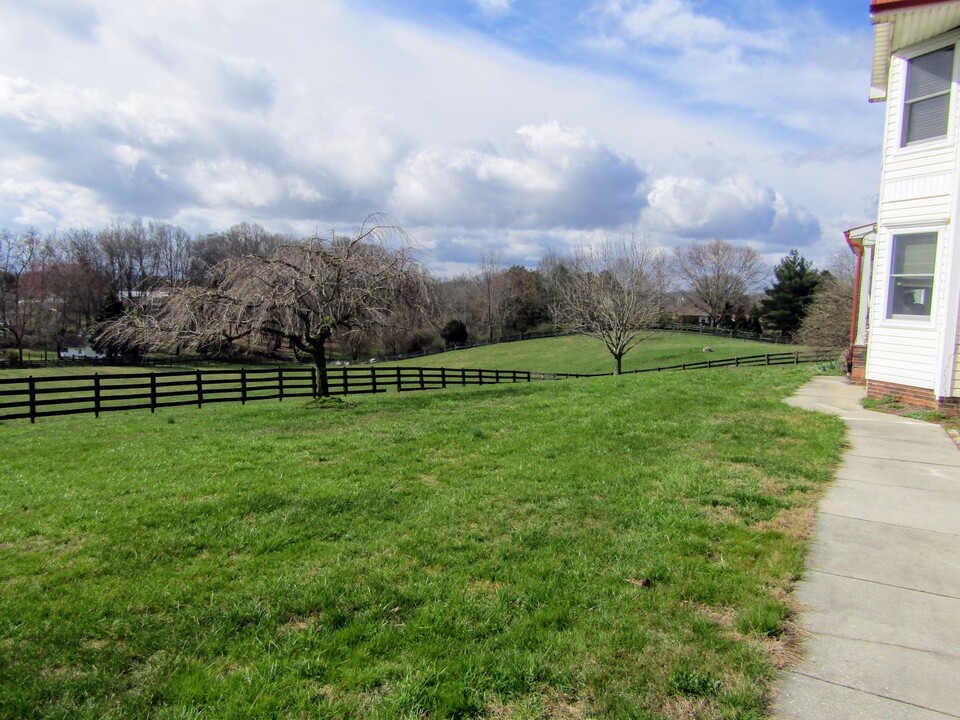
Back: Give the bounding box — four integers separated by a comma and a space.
871, 0, 953, 13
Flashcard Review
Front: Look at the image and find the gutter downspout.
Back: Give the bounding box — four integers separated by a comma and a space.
845, 229, 865, 370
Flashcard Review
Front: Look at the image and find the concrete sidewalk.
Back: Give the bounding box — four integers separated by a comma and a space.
774, 375, 960, 719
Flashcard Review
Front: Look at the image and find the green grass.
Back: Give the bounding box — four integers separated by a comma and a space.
0, 366, 843, 719
387, 332, 796, 375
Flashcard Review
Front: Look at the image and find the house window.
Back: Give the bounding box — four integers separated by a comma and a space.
902, 46, 954, 146
887, 232, 937, 318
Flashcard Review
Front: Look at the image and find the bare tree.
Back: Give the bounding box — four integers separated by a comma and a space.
188, 222, 285, 286
60, 228, 111, 330
475, 249, 503, 343
795, 251, 856, 352
150, 221, 194, 286
99, 217, 428, 396
1, 228, 43, 362
672, 239, 766, 327
550, 235, 667, 375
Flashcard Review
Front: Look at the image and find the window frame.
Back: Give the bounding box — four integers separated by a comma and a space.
899, 43, 957, 148
885, 231, 939, 321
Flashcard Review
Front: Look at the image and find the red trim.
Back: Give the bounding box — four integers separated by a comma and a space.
844, 229, 865, 367
871, 0, 955, 13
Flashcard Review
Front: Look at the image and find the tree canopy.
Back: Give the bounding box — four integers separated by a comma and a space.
672, 239, 766, 327
99, 218, 428, 396
550, 235, 666, 375
758, 249, 820, 336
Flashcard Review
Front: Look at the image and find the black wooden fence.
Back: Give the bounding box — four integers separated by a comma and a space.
0, 351, 832, 423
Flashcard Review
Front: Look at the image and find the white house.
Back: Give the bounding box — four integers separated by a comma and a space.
58, 334, 105, 360
849, 0, 960, 412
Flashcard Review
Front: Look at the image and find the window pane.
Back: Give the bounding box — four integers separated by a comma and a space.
904, 94, 950, 143
888, 276, 933, 316
888, 233, 937, 318
893, 233, 937, 274
906, 48, 954, 100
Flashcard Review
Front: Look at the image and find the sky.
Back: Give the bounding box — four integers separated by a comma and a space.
0, 0, 884, 275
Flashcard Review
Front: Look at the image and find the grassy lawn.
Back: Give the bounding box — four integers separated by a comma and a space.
0, 366, 843, 719
386, 333, 797, 375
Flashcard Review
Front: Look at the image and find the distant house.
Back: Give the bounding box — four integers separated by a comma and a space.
849, 0, 960, 411
59, 334, 105, 360
667, 293, 711, 326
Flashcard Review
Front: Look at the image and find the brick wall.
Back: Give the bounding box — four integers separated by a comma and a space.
850, 345, 867, 385
867, 378, 960, 414
941, 395, 960, 414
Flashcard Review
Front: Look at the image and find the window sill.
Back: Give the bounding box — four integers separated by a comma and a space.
879, 316, 937, 329
894, 136, 954, 155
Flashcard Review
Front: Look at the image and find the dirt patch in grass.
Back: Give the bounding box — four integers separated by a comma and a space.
696, 603, 737, 631
657, 696, 711, 720
279, 617, 314, 634
484, 689, 592, 720
470, 577, 504, 595
696, 595, 807, 671
704, 504, 739, 525
753, 505, 817, 540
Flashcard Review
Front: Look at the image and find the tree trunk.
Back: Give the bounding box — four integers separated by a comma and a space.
309, 337, 330, 397
614, 353, 622, 375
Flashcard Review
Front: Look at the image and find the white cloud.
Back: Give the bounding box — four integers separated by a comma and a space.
391, 121, 646, 230
584, 0, 872, 144
644, 174, 819, 246
592, 0, 781, 52
473, 0, 513, 16
0, 0, 880, 271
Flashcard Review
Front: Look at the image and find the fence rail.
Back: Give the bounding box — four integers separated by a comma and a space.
0, 324, 790, 371
652, 323, 791, 344
0, 351, 833, 423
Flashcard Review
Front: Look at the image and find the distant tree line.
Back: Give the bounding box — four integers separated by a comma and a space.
1, 218, 854, 373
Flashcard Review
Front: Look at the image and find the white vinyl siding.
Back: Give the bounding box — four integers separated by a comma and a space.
954, 317, 960, 395
866, 326, 940, 389
869, 30, 960, 397
866, 228, 942, 390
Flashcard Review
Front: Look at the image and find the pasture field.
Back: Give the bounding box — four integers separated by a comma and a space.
385, 332, 798, 375
0, 366, 843, 719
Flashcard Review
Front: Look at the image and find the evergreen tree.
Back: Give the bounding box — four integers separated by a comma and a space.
440, 319, 468, 347
759, 250, 820, 337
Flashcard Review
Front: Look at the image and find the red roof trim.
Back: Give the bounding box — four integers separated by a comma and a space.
871, 0, 954, 12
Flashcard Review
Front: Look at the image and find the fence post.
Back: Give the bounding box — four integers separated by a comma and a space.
735, 356, 739, 367
242, 368, 248, 404
418, 367, 425, 391
766, 354, 771, 366
343, 367, 349, 396
29, 376, 37, 424
150, 372, 157, 413
441, 367, 447, 389
94, 373, 101, 418
396, 366, 402, 392
278, 367, 284, 401
795, 351, 799, 364
526, 371, 531, 382
370, 367, 378, 394
495, 369, 501, 384
196, 369, 203, 408
461, 368, 466, 386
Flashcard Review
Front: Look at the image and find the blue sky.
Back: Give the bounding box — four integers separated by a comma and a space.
0, 0, 882, 274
